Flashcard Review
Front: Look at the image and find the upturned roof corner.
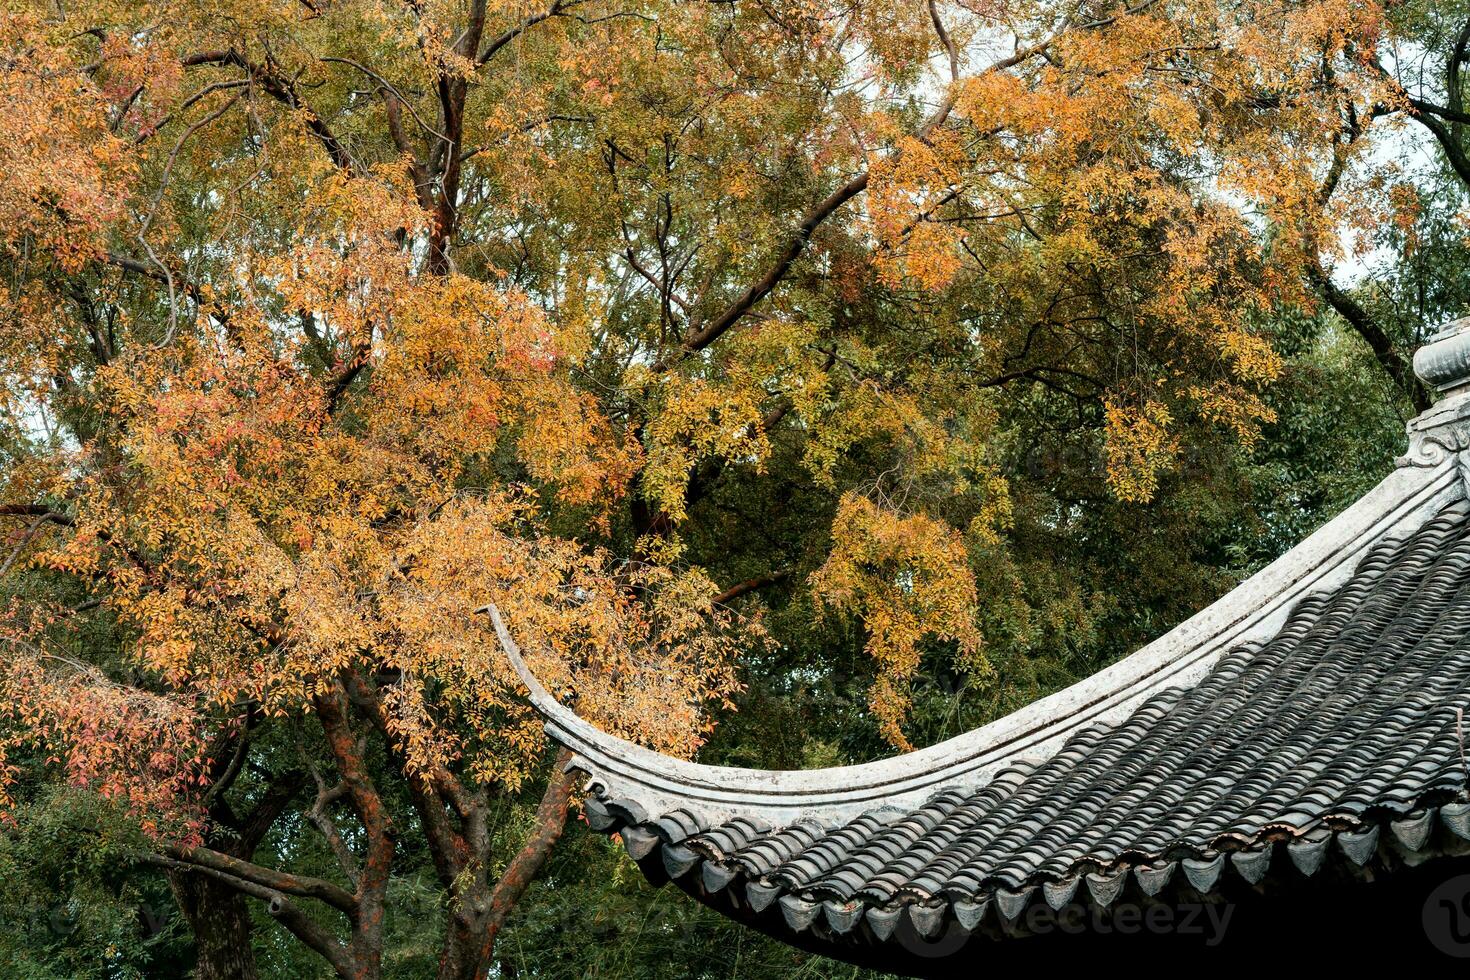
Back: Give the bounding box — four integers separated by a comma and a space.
489, 323, 1470, 963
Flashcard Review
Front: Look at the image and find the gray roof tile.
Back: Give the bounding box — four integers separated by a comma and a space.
584, 496, 1470, 949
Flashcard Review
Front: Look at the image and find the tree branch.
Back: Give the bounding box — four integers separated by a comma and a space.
1307, 261, 1429, 411
237, 768, 309, 853
324, 348, 370, 415
0, 504, 73, 525
476, 749, 577, 963
341, 672, 473, 891
477, 0, 580, 65
145, 854, 354, 978
1407, 100, 1470, 189
315, 677, 394, 967
182, 50, 355, 173
102, 249, 240, 338
1408, 96, 1470, 126
648, 7, 1119, 371
655, 172, 869, 370
928, 0, 959, 83
164, 844, 357, 913
712, 570, 790, 606
1308, 76, 1428, 411
1449, 16, 1470, 122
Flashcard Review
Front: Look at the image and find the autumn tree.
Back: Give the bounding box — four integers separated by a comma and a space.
1282, 0, 1470, 411
0, 0, 1435, 977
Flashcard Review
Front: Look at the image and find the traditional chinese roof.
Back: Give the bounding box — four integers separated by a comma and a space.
492, 321, 1470, 965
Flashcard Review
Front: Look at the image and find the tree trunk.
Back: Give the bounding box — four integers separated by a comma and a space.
469, 751, 578, 978
436, 915, 480, 980
169, 870, 260, 980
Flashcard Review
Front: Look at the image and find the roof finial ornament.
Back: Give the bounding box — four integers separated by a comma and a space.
1413, 316, 1470, 399
1399, 317, 1470, 472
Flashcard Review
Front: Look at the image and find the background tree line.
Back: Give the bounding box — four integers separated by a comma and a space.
0, 0, 1466, 976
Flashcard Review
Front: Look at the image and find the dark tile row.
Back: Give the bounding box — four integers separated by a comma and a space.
583, 497, 1470, 947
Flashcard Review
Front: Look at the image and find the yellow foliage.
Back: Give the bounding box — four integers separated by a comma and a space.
1102, 398, 1180, 504
811, 495, 989, 750
0, 16, 136, 271
0, 0, 1418, 842
642, 377, 771, 524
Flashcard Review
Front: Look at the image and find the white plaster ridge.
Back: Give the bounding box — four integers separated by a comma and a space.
488, 319, 1470, 827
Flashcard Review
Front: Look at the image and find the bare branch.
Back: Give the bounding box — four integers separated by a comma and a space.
319, 56, 447, 143
654, 171, 869, 370
1408, 101, 1470, 189
140, 88, 244, 345
163, 844, 357, 913
144, 855, 355, 978
712, 570, 790, 606
135, 79, 251, 145
0, 504, 73, 525
182, 50, 355, 173
928, 0, 959, 83
1307, 261, 1428, 411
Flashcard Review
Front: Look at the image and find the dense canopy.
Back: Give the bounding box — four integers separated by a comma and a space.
0, 0, 1464, 976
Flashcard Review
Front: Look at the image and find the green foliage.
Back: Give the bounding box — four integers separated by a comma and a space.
0, 0, 1460, 975
498, 831, 890, 980
0, 788, 189, 979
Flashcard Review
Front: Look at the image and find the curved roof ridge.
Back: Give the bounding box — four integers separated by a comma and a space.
488, 455, 1464, 828
490, 324, 1470, 958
